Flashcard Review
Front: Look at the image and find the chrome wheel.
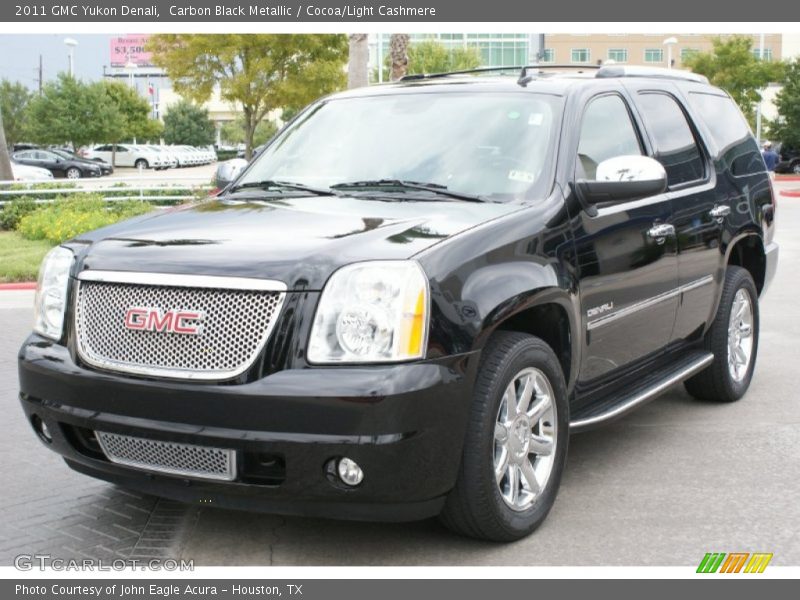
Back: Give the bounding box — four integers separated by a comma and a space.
66, 168, 80, 179
493, 367, 557, 511
728, 288, 754, 382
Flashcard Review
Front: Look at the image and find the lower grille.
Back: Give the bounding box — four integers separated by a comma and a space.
95, 431, 237, 481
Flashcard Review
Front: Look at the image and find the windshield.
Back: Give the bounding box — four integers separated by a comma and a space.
237, 92, 562, 202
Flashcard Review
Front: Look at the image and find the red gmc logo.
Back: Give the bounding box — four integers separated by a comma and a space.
123, 307, 204, 335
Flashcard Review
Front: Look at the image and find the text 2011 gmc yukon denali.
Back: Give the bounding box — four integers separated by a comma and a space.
18, 66, 778, 541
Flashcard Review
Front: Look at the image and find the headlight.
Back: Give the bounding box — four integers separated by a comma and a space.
33, 246, 74, 340
308, 261, 429, 364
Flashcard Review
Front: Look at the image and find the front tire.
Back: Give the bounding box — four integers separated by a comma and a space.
684, 266, 759, 402
439, 332, 569, 542
134, 159, 149, 170
65, 167, 81, 179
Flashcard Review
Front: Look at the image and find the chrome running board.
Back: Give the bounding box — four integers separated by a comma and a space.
570, 351, 714, 433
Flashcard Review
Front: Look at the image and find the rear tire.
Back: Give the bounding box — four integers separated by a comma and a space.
439, 332, 569, 542
684, 266, 759, 402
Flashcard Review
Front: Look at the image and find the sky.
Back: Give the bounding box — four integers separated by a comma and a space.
0, 34, 120, 88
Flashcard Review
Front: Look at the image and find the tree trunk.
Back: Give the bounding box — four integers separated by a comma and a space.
0, 107, 13, 181
112, 143, 117, 168
389, 34, 410, 82
348, 34, 369, 89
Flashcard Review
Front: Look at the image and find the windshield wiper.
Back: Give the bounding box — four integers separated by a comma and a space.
330, 179, 490, 203
228, 179, 338, 196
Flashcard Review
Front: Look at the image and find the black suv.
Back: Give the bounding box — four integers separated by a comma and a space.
775, 143, 800, 174
18, 66, 778, 542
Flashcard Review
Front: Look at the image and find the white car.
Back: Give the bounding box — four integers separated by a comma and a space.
10, 162, 54, 181
168, 145, 199, 167
143, 146, 178, 169
83, 144, 166, 170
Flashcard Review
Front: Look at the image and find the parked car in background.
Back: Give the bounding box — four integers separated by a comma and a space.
9, 161, 54, 181
51, 149, 113, 176
775, 143, 800, 174
143, 146, 178, 170
170, 145, 199, 167
11, 148, 103, 179
83, 145, 166, 170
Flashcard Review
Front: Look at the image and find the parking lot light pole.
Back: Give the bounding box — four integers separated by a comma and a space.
64, 38, 78, 77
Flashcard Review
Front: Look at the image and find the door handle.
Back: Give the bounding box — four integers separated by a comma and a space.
709, 205, 731, 222
647, 223, 675, 244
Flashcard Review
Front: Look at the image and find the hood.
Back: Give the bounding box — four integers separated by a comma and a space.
75, 194, 523, 290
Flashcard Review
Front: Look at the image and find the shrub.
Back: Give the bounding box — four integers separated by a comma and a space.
0, 197, 38, 231
17, 194, 153, 244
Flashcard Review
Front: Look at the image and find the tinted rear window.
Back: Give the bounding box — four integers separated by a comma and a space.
688, 92, 763, 176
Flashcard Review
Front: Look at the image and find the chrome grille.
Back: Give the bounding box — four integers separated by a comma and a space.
96, 431, 236, 481
75, 272, 286, 380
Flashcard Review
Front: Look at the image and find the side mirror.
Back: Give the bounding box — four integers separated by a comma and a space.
576, 155, 667, 207
214, 158, 248, 190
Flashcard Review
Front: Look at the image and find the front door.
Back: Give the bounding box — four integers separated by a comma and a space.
569, 92, 679, 382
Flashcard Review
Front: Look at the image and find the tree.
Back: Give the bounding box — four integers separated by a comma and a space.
389, 34, 410, 81
100, 80, 163, 165
348, 34, 369, 89
0, 80, 33, 150
0, 107, 13, 180
148, 34, 348, 159
770, 58, 800, 147
162, 100, 215, 147
406, 40, 482, 75
684, 36, 784, 126
26, 74, 119, 151
220, 117, 277, 148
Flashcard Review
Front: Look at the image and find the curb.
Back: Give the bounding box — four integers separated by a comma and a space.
0, 282, 37, 291
779, 189, 800, 198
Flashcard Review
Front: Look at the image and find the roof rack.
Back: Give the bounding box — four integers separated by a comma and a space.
399, 63, 708, 87
596, 65, 709, 84
400, 66, 523, 81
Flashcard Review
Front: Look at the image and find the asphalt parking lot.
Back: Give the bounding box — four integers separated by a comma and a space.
1, 182, 798, 566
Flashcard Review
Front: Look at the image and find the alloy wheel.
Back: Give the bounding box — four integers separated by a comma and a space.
728, 288, 754, 382
493, 367, 557, 511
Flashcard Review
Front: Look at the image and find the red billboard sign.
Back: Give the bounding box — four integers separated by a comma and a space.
110, 35, 153, 67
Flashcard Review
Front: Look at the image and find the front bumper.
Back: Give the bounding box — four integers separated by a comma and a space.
18, 336, 478, 522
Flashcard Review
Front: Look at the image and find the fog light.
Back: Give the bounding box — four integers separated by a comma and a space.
337, 457, 364, 486
32, 415, 52, 444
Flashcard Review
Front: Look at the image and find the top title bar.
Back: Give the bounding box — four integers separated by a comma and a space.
2, 0, 797, 22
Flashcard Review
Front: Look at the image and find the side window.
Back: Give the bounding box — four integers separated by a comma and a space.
577, 94, 642, 179
116, 146, 128, 153
687, 92, 762, 176
636, 93, 705, 186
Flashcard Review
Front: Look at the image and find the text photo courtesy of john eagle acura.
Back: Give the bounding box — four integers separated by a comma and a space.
18, 65, 777, 542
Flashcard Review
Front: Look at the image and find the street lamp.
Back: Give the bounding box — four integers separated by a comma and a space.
64, 38, 78, 77
663, 37, 678, 69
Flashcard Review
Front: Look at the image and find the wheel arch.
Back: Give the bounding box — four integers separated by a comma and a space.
725, 231, 766, 295
475, 285, 579, 391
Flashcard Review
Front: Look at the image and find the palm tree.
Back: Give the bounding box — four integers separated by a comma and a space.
389, 34, 410, 81
348, 34, 369, 89
0, 107, 13, 181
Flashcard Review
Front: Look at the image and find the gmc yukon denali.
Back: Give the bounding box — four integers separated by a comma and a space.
18, 66, 778, 541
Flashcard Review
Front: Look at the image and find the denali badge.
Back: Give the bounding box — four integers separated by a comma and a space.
587, 302, 614, 319
124, 307, 204, 335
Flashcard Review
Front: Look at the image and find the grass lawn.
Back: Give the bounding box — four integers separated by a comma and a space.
0, 231, 53, 283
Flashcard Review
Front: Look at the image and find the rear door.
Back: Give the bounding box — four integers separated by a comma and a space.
627, 86, 718, 343
569, 91, 679, 382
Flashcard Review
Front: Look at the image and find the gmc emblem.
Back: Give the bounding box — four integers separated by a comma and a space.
123, 307, 204, 335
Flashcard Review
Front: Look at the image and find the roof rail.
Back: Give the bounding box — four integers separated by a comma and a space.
400, 66, 522, 81
596, 65, 709, 84
517, 64, 601, 85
